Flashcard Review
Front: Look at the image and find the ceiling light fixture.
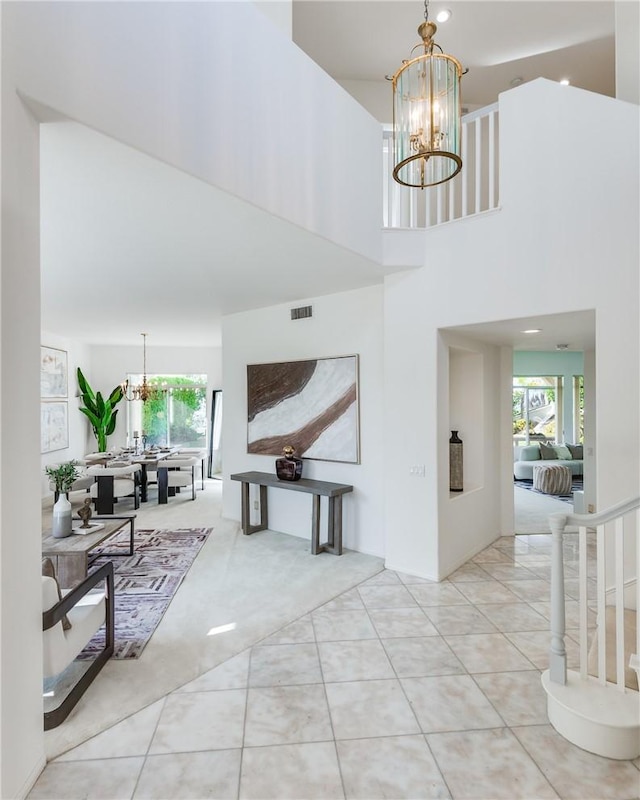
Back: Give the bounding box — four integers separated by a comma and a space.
389, 0, 463, 188
123, 333, 164, 403
560, 78, 570, 86
436, 9, 451, 23
521, 329, 542, 334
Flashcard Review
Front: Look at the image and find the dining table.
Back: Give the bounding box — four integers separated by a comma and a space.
128, 448, 181, 502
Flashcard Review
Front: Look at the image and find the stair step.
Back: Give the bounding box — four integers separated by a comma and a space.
542, 669, 640, 759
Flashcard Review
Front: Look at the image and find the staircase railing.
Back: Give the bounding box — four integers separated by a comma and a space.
544, 496, 640, 759
383, 103, 499, 229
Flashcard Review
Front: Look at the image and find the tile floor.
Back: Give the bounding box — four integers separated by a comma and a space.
30, 533, 640, 800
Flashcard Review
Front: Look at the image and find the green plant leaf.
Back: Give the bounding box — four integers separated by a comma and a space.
106, 409, 118, 436
108, 385, 124, 405
79, 407, 101, 430
77, 368, 96, 403
77, 370, 124, 450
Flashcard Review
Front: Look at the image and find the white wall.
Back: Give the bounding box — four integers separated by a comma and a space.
222, 286, 385, 557
615, 0, 640, 104
384, 79, 639, 579
255, 1, 292, 38
10, 1, 381, 265
40, 332, 91, 498
0, 7, 46, 795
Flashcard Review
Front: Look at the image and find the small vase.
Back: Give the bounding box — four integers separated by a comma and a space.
275, 445, 303, 482
449, 430, 463, 492
52, 493, 73, 538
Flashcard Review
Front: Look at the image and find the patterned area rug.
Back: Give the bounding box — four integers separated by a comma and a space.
514, 477, 583, 504
81, 527, 211, 659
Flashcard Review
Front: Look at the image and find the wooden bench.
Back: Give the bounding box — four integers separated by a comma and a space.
230, 471, 353, 555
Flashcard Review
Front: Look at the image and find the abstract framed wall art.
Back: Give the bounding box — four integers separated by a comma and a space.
41, 402, 69, 453
247, 355, 360, 463
40, 346, 68, 398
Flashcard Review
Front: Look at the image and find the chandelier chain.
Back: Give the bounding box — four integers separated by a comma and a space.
423, 0, 429, 22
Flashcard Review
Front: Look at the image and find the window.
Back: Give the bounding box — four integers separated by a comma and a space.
127, 374, 207, 448
513, 376, 562, 445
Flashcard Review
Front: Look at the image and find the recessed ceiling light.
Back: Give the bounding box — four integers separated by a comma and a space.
436, 9, 452, 23
560, 79, 570, 86
521, 329, 542, 334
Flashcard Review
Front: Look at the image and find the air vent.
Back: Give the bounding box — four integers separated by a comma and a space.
291, 305, 312, 321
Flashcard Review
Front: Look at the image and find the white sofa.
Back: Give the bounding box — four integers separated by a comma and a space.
513, 442, 583, 481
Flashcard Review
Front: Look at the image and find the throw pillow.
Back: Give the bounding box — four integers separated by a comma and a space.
539, 442, 558, 460
42, 557, 72, 631
567, 444, 583, 459
552, 444, 572, 460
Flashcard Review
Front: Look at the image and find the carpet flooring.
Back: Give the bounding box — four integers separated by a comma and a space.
514, 477, 582, 503
81, 527, 211, 659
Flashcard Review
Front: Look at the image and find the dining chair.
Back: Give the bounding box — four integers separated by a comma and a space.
161, 457, 199, 502
87, 463, 141, 514
167, 448, 207, 489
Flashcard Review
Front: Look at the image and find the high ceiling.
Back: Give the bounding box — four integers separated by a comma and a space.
41, 1, 614, 348
293, 1, 615, 111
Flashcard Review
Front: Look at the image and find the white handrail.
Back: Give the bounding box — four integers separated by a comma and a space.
550, 494, 640, 529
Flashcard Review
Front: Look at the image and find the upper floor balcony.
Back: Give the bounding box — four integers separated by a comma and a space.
383, 103, 500, 230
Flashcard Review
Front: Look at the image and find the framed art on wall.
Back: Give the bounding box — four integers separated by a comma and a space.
41, 402, 69, 453
41, 346, 68, 398
247, 355, 360, 463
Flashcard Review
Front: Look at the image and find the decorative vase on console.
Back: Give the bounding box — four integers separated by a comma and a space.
52, 494, 73, 538
275, 445, 303, 482
449, 430, 463, 492
46, 460, 80, 538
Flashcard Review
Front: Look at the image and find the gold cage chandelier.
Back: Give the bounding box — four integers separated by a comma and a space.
390, 0, 463, 188
123, 333, 163, 403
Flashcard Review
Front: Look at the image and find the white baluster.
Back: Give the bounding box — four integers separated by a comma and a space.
475, 118, 482, 213
615, 516, 625, 690
437, 185, 444, 225
488, 110, 496, 209
579, 524, 588, 678
597, 523, 607, 684
461, 122, 468, 218
549, 513, 568, 684
637, 509, 640, 687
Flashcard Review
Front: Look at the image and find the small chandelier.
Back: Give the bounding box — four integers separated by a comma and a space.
390, 0, 463, 188
123, 333, 163, 403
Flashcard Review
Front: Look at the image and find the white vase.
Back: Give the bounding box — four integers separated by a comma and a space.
52, 493, 73, 538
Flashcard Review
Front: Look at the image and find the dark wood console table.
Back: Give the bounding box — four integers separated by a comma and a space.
230, 471, 353, 555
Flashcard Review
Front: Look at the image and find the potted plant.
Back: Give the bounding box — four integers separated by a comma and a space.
45, 460, 80, 538
77, 368, 124, 452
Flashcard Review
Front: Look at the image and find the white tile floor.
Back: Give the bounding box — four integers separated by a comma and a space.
29, 529, 640, 800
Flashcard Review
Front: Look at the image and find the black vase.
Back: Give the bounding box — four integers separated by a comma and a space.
449, 430, 463, 492
275, 447, 303, 481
